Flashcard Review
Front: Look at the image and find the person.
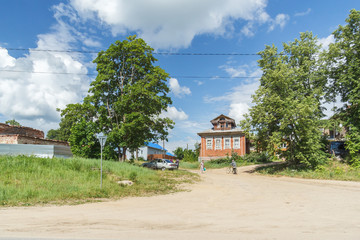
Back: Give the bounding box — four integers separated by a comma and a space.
200, 160, 205, 174
175, 159, 179, 169
231, 159, 237, 174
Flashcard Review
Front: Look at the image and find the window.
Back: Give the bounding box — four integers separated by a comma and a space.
215, 138, 222, 150
233, 137, 240, 149
224, 138, 231, 149
206, 138, 213, 150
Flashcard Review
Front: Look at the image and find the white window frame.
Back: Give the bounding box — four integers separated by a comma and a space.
224, 138, 231, 149
206, 138, 213, 150
215, 138, 222, 150
233, 137, 240, 149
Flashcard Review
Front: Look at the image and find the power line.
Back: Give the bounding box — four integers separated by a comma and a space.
1, 47, 263, 56
0, 69, 261, 79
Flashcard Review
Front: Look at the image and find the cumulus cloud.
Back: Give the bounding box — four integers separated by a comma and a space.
268, 13, 290, 32
161, 106, 188, 121
0, 6, 90, 132
169, 78, 191, 98
0, 49, 15, 68
205, 63, 261, 122
70, 0, 288, 49
318, 35, 335, 50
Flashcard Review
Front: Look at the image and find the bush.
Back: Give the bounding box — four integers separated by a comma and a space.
242, 152, 271, 163
129, 171, 137, 182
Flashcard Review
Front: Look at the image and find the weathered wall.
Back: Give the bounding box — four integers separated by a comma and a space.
0, 135, 69, 146
0, 123, 44, 138
0, 135, 18, 144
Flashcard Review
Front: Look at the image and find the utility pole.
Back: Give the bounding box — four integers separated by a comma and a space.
163, 139, 165, 159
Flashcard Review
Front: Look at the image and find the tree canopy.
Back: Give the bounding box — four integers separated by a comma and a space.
325, 9, 360, 165
241, 32, 328, 168
57, 36, 174, 161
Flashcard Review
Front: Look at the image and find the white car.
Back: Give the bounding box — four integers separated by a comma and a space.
154, 159, 177, 170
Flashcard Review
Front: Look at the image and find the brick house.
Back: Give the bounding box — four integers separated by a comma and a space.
197, 114, 247, 161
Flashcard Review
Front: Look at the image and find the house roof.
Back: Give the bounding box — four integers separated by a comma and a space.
210, 114, 236, 126
197, 128, 244, 136
145, 142, 165, 150
144, 142, 175, 157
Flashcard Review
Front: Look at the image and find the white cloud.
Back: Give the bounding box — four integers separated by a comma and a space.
295, 8, 311, 17
205, 63, 261, 123
268, 14, 290, 32
161, 106, 188, 121
0, 7, 90, 132
195, 80, 204, 86
0, 49, 15, 68
318, 35, 335, 50
228, 102, 251, 121
70, 0, 287, 49
169, 78, 191, 98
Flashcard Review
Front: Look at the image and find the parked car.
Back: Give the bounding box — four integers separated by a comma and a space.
153, 158, 178, 170
141, 160, 157, 169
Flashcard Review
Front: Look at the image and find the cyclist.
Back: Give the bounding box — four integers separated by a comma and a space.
231, 159, 237, 174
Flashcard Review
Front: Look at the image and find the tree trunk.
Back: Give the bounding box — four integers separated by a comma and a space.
121, 147, 127, 162
117, 147, 122, 162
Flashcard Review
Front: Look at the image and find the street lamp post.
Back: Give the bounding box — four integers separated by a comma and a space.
96, 132, 107, 188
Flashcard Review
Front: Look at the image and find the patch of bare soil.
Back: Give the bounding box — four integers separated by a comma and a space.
1, 165, 360, 240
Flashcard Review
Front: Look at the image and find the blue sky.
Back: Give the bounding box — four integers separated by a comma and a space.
0, 0, 359, 152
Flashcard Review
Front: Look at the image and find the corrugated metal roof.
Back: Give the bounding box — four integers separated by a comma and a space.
145, 142, 165, 150
0, 144, 73, 158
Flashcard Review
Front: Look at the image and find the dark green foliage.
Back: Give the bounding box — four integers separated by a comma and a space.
5, 119, 21, 126
325, 9, 360, 166
183, 148, 199, 162
241, 32, 328, 168
174, 147, 185, 160
242, 152, 271, 163
56, 36, 174, 160
129, 171, 137, 182
46, 129, 62, 140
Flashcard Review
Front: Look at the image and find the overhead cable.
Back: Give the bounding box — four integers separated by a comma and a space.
0, 69, 261, 79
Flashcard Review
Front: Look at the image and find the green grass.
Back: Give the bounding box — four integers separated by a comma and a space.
0, 155, 199, 207
255, 161, 360, 181
179, 159, 271, 170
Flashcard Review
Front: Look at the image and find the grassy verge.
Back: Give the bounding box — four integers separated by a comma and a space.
179, 152, 273, 170
255, 161, 360, 181
0, 155, 199, 207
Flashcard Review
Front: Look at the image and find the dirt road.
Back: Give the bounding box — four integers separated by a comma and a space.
1, 165, 360, 240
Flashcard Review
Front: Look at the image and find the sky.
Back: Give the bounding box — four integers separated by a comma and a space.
0, 0, 359, 153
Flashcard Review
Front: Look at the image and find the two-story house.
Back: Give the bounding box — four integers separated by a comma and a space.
197, 114, 247, 161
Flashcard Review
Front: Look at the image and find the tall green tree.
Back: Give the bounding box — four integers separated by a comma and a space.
325, 9, 360, 165
65, 35, 173, 161
241, 32, 328, 168
173, 147, 185, 160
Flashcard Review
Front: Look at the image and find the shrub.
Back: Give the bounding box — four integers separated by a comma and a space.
242, 152, 271, 163
129, 171, 138, 182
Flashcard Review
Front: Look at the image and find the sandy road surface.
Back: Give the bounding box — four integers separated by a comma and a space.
1, 165, 360, 240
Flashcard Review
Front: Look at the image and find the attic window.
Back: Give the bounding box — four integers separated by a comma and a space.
220, 117, 225, 121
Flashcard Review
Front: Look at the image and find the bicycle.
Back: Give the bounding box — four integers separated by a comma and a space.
226, 165, 237, 174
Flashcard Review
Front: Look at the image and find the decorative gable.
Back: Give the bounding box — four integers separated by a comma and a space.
210, 114, 236, 130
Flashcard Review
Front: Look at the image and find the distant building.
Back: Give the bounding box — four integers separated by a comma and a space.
197, 114, 248, 161
126, 142, 175, 161
0, 123, 72, 158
